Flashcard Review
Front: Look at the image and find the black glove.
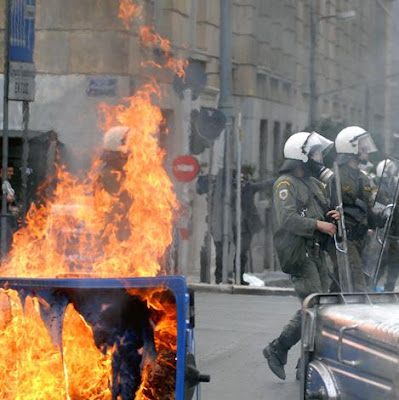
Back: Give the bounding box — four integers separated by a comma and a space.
369, 208, 388, 229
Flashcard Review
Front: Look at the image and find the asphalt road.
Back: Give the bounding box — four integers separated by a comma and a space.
194, 292, 301, 400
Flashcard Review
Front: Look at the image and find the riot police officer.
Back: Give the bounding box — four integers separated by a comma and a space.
375, 159, 399, 291
333, 126, 381, 292
263, 131, 339, 380
94, 126, 132, 242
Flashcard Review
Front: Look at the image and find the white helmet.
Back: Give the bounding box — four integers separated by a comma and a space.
283, 131, 333, 163
335, 126, 377, 155
103, 126, 130, 152
376, 159, 397, 178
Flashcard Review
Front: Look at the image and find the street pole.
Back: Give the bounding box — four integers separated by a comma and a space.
364, 84, 370, 131
203, 145, 214, 284
189, 0, 198, 50
308, 7, 356, 129
1, 0, 11, 259
234, 112, 242, 285
309, 2, 318, 129
219, 0, 234, 284
21, 101, 29, 227
177, 87, 193, 276
383, 0, 393, 154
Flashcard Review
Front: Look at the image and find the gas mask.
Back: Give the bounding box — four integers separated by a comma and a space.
306, 148, 334, 183
356, 154, 368, 165
306, 158, 334, 184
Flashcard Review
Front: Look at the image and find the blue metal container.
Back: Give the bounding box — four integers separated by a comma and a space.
0, 275, 206, 399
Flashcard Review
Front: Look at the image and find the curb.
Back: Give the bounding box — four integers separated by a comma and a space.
188, 282, 295, 296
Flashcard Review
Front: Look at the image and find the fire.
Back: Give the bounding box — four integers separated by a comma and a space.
3, 85, 178, 279
0, 287, 177, 399
118, 0, 142, 28
129, 288, 178, 400
0, 0, 185, 398
0, 289, 113, 399
140, 26, 188, 79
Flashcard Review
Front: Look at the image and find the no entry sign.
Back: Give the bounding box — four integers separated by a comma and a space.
172, 155, 199, 182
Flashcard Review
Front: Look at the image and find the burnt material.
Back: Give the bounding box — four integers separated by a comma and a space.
70, 289, 156, 400
14, 285, 156, 400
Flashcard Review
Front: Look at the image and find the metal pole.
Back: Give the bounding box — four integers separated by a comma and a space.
383, 1, 393, 154
21, 100, 29, 227
177, 88, 192, 276
203, 146, 214, 284
153, 0, 162, 32
234, 112, 242, 285
219, 0, 234, 284
309, 2, 318, 128
222, 123, 232, 284
1, 0, 11, 259
364, 84, 370, 130
189, 0, 198, 50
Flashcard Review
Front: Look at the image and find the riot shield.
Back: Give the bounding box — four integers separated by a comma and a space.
332, 162, 353, 292
362, 158, 399, 285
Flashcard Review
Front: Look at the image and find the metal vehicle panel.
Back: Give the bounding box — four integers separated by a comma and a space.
301, 293, 399, 400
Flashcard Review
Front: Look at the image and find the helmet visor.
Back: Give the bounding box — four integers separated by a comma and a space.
303, 132, 333, 162
356, 133, 377, 154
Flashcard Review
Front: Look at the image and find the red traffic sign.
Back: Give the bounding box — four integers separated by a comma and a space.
172, 155, 200, 182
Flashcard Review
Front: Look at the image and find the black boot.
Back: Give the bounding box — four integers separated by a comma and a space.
262, 339, 288, 380
295, 357, 301, 381
240, 276, 249, 285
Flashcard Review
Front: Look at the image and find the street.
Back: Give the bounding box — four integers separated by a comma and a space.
195, 292, 301, 400
1, 1, 397, 399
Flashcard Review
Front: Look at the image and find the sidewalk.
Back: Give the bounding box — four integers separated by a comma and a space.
187, 270, 295, 296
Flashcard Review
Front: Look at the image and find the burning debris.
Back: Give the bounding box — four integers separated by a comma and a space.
1, 0, 184, 279
70, 289, 156, 400
3, 83, 179, 279
0, 0, 190, 398
0, 282, 178, 399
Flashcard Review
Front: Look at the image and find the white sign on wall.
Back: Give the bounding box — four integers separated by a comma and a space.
9, 61, 35, 101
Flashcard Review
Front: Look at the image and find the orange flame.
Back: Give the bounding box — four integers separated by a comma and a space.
118, 0, 142, 28
0, 287, 178, 399
128, 288, 177, 399
0, 289, 113, 399
2, 85, 178, 279
0, 0, 185, 398
139, 27, 188, 78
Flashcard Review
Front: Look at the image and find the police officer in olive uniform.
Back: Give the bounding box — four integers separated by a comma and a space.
333, 126, 381, 292
375, 159, 399, 291
263, 131, 339, 380
232, 172, 274, 284
383, 207, 399, 291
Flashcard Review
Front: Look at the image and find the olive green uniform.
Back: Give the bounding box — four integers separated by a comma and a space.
272, 174, 331, 350
382, 207, 399, 291
373, 181, 399, 290
337, 163, 374, 292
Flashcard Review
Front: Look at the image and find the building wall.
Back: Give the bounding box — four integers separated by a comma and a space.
0, 0, 392, 276
391, 0, 399, 152
245, 0, 388, 178
0, 0, 390, 164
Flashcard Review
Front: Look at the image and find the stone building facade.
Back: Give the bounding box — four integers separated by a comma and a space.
0, 0, 394, 276
233, 0, 392, 175
391, 0, 399, 151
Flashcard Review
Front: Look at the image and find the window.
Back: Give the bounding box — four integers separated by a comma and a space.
284, 123, 292, 143
270, 78, 279, 101
283, 83, 292, 103
256, 74, 267, 98
273, 121, 281, 172
259, 119, 268, 178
